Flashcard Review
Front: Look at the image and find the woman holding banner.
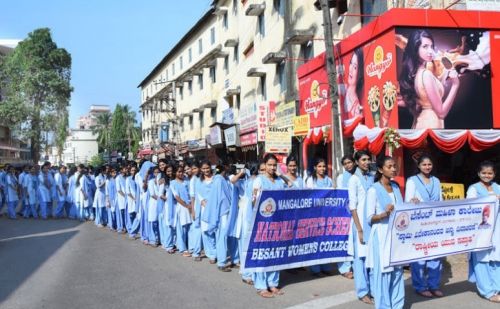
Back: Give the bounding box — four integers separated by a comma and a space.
365, 156, 405, 309
405, 155, 444, 298
284, 156, 304, 188
253, 154, 287, 298
347, 151, 374, 304
466, 161, 500, 303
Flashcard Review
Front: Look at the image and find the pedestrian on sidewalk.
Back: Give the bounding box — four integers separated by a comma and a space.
466, 161, 500, 303
405, 154, 444, 298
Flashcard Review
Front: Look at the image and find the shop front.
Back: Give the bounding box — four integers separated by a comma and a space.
334, 8, 500, 188
298, 52, 333, 175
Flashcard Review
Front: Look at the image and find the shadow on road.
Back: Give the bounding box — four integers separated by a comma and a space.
0, 219, 79, 303
0, 217, 82, 240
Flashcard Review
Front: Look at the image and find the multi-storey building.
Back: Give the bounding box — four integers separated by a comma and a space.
138, 0, 467, 162
76, 104, 111, 130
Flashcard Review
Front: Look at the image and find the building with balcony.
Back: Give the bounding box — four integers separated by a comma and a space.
76, 104, 111, 130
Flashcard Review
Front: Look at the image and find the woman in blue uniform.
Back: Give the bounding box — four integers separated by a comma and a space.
466, 161, 500, 303
170, 164, 193, 256
365, 156, 404, 309
197, 161, 217, 262
253, 154, 286, 297
347, 151, 373, 304
405, 154, 444, 298
106, 167, 118, 231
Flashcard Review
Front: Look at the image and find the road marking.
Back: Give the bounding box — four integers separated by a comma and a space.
286, 290, 357, 309
0, 227, 79, 242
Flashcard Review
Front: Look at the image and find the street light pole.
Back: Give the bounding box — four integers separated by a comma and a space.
319, 0, 344, 188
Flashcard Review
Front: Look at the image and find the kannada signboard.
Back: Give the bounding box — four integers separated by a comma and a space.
242, 189, 352, 272
239, 102, 257, 134
385, 196, 497, 266
224, 125, 240, 147
293, 115, 310, 136
441, 183, 465, 200
264, 126, 292, 153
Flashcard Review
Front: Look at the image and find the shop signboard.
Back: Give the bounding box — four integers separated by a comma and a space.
466, 0, 500, 11
240, 132, 258, 147
265, 126, 292, 153
293, 115, 310, 136
273, 101, 296, 129
441, 183, 465, 200
298, 53, 332, 129
257, 101, 271, 142
224, 125, 240, 147
209, 125, 223, 145
239, 102, 257, 134
222, 108, 234, 125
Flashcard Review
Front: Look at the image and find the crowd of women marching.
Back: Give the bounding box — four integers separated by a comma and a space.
0, 151, 498, 308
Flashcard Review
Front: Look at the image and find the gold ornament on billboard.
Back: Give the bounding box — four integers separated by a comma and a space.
382, 81, 397, 127
368, 85, 381, 127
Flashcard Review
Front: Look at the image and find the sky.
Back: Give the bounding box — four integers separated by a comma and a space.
0, 0, 212, 128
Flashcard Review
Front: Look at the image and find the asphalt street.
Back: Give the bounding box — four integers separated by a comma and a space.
0, 217, 498, 309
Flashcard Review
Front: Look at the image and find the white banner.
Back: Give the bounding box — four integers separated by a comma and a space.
385, 196, 498, 266
466, 0, 500, 11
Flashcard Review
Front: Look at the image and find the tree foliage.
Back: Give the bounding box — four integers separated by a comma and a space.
109, 103, 140, 156
0, 28, 72, 163
91, 112, 112, 152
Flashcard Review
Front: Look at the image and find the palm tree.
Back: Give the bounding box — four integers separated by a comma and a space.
122, 104, 139, 154
91, 112, 112, 152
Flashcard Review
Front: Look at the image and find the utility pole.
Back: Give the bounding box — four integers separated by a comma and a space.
319, 0, 343, 188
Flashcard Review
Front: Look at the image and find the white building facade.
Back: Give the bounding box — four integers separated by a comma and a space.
62, 129, 98, 164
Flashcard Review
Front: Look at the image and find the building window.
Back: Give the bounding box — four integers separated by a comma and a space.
180, 56, 183, 70
224, 56, 229, 75
165, 69, 169, 81
234, 44, 239, 63
179, 86, 184, 100
223, 12, 228, 29
188, 48, 192, 63
258, 14, 265, 37
180, 118, 184, 131
172, 63, 175, 76
210, 66, 216, 83
189, 115, 193, 130
210, 27, 216, 45
200, 110, 204, 127
361, 0, 386, 25
188, 80, 192, 95
273, 0, 284, 16
232, 0, 238, 14
210, 108, 216, 122
198, 38, 203, 54
260, 76, 267, 100
198, 73, 204, 90
300, 41, 314, 62
277, 61, 286, 93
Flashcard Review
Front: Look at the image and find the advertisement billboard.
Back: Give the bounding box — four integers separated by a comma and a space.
396, 27, 493, 129
338, 25, 498, 130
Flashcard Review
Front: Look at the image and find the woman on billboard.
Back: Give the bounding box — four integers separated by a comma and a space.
344, 48, 364, 122
399, 30, 460, 129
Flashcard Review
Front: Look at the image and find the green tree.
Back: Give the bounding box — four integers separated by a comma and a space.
88, 153, 105, 167
91, 112, 112, 152
110, 104, 127, 154
122, 104, 140, 155
0, 28, 72, 163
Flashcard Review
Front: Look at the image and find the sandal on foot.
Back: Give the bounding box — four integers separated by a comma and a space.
242, 278, 254, 285
182, 251, 192, 257
218, 266, 231, 272
431, 289, 444, 297
341, 271, 354, 279
167, 249, 176, 254
270, 287, 284, 295
257, 290, 274, 298
360, 295, 374, 304
417, 290, 434, 298
194, 257, 202, 262
209, 259, 217, 264
488, 294, 500, 303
